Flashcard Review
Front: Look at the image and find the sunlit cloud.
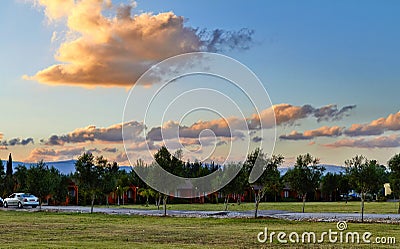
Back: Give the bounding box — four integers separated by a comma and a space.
248, 103, 355, 129
324, 134, 400, 148
24, 0, 254, 88
279, 126, 344, 140
42, 121, 144, 145
146, 119, 245, 142
26, 146, 85, 162
345, 111, 400, 137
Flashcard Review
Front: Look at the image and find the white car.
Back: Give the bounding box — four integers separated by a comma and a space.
3, 193, 39, 208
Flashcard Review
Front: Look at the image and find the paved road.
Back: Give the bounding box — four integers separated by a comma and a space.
3, 206, 400, 223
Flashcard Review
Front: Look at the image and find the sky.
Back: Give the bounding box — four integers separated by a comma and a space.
0, 0, 400, 166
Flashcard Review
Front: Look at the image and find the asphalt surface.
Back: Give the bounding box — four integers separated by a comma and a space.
3, 205, 400, 223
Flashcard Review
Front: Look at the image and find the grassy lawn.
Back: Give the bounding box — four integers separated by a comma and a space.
98, 201, 400, 214
0, 210, 399, 248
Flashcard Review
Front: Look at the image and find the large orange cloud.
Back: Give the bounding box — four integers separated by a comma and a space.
345, 111, 400, 137
24, 0, 254, 87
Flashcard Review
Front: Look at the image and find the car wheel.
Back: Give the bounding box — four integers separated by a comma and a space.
17, 202, 23, 209
3, 202, 8, 208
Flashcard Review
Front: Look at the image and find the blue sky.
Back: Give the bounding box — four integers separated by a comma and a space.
1, 0, 399, 166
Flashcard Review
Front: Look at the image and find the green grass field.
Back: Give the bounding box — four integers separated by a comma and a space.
99, 201, 400, 214
0, 210, 399, 248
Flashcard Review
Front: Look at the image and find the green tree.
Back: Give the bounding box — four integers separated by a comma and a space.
219, 163, 242, 211
321, 173, 340, 201
99, 160, 119, 207
26, 161, 58, 209
345, 155, 386, 222
388, 154, 400, 213
138, 188, 156, 207
153, 146, 182, 216
337, 173, 351, 203
75, 153, 102, 213
14, 165, 28, 193
6, 153, 12, 176
47, 167, 69, 204
245, 149, 284, 218
284, 153, 325, 213
0, 159, 5, 196
4, 153, 14, 195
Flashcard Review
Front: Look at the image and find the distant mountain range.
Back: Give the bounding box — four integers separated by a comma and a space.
2, 160, 346, 176
277, 164, 346, 176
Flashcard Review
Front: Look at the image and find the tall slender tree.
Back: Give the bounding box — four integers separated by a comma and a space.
6, 153, 12, 176
0, 159, 5, 196
4, 153, 14, 195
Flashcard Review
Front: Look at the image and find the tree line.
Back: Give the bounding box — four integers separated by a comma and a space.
1, 149, 400, 221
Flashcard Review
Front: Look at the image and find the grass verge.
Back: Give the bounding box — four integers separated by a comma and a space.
0, 210, 399, 248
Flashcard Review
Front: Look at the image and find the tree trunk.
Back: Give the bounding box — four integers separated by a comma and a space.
361, 193, 365, 223
163, 195, 168, 216
157, 195, 161, 210
90, 193, 95, 214
122, 192, 125, 205
106, 195, 109, 208
224, 195, 229, 211
255, 193, 261, 218
302, 193, 307, 213
39, 197, 42, 210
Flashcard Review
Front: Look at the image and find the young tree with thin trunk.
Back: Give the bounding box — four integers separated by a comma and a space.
75, 153, 104, 213
284, 154, 324, 213
345, 155, 386, 222
245, 149, 284, 218
219, 162, 242, 211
